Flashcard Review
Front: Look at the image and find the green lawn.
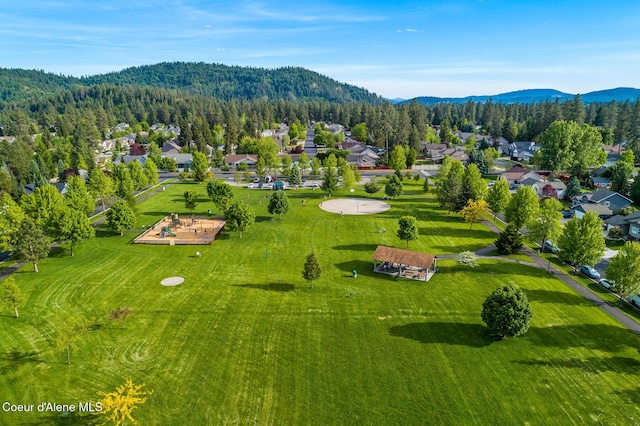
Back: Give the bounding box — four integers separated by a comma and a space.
2, 182, 640, 424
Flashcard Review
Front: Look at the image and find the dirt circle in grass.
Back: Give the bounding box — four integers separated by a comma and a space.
319, 198, 390, 215
161, 277, 185, 286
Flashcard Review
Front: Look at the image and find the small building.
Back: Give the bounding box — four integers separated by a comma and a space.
372, 246, 437, 282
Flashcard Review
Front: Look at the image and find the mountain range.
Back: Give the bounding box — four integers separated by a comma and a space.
398, 88, 640, 105
0, 62, 638, 105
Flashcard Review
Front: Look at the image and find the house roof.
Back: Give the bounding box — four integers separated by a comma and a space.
373, 246, 436, 270
500, 164, 529, 181
224, 154, 257, 164
604, 214, 630, 226
544, 180, 567, 190
574, 203, 613, 216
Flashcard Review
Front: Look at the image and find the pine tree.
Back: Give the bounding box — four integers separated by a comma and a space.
495, 224, 523, 255
302, 252, 321, 289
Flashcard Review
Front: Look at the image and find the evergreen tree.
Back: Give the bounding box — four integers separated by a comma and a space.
385, 174, 404, 199
495, 224, 524, 255
564, 176, 581, 199
302, 252, 322, 289
321, 165, 339, 197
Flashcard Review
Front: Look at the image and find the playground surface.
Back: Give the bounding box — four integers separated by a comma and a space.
134, 215, 225, 245
319, 198, 390, 215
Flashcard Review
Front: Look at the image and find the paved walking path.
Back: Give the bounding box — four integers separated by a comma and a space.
479, 219, 640, 336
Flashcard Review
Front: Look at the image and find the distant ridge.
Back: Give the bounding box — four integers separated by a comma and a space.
408, 88, 640, 105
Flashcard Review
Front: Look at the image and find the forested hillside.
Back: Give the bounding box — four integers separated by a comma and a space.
0, 62, 382, 104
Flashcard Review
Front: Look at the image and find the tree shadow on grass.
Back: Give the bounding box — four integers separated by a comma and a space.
21, 411, 101, 425
613, 388, 640, 405
234, 283, 296, 292
334, 260, 395, 280
0, 348, 44, 374
255, 216, 275, 223
332, 244, 379, 252
389, 322, 493, 348
524, 324, 639, 351
512, 356, 640, 375
525, 289, 593, 307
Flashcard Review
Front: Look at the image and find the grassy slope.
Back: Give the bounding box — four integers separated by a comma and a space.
1, 182, 640, 425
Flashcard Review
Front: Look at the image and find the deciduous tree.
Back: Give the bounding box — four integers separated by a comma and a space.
143, 158, 159, 186
558, 211, 606, 273
486, 178, 510, 219
1, 276, 24, 318
481, 284, 533, 338
526, 198, 563, 253
14, 217, 50, 272
183, 190, 198, 214
128, 160, 148, 191
98, 378, 153, 425
397, 216, 418, 248
364, 177, 381, 197
389, 145, 407, 173
0, 193, 24, 252
56, 207, 95, 256
505, 186, 539, 230
191, 151, 209, 182
206, 180, 234, 212
65, 175, 95, 217
460, 199, 488, 230
456, 251, 478, 268
88, 168, 114, 213
605, 242, 640, 304
105, 200, 136, 236
268, 190, 291, 220
50, 308, 88, 365
224, 200, 255, 238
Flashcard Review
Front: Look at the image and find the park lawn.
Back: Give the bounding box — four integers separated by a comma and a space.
1, 183, 640, 424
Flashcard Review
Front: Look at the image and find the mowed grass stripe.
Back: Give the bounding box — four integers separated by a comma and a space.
2, 182, 640, 424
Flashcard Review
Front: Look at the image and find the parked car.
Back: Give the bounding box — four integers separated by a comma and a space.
253, 177, 260, 183
562, 211, 573, 219
543, 240, 559, 253
629, 294, 640, 307
247, 183, 255, 189
311, 182, 320, 189
599, 278, 616, 290
580, 265, 601, 280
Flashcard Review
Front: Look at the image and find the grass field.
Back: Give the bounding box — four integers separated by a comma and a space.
2, 181, 640, 425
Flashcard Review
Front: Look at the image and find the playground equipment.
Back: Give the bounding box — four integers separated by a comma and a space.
171, 213, 180, 228
164, 225, 176, 237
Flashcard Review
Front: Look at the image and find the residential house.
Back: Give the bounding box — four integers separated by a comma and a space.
165, 153, 193, 172
113, 154, 148, 167
508, 142, 540, 162
602, 144, 625, 167
592, 176, 612, 190
571, 189, 632, 219
224, 154, 258, 168
0, 136, 16, 144
422, 143, 468, 164
537, 180, 567, 199
605, 211, 640, 239
499, 164, 544, 188
162, 140, 182, 155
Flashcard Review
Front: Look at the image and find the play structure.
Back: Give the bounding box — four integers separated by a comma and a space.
134, 213, 226, 245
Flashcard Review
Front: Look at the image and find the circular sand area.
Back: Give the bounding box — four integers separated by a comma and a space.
161, 277, 185, 286
319, 198, 390, 215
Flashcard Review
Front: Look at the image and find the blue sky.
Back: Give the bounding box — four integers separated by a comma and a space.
2, 0, 640, 99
